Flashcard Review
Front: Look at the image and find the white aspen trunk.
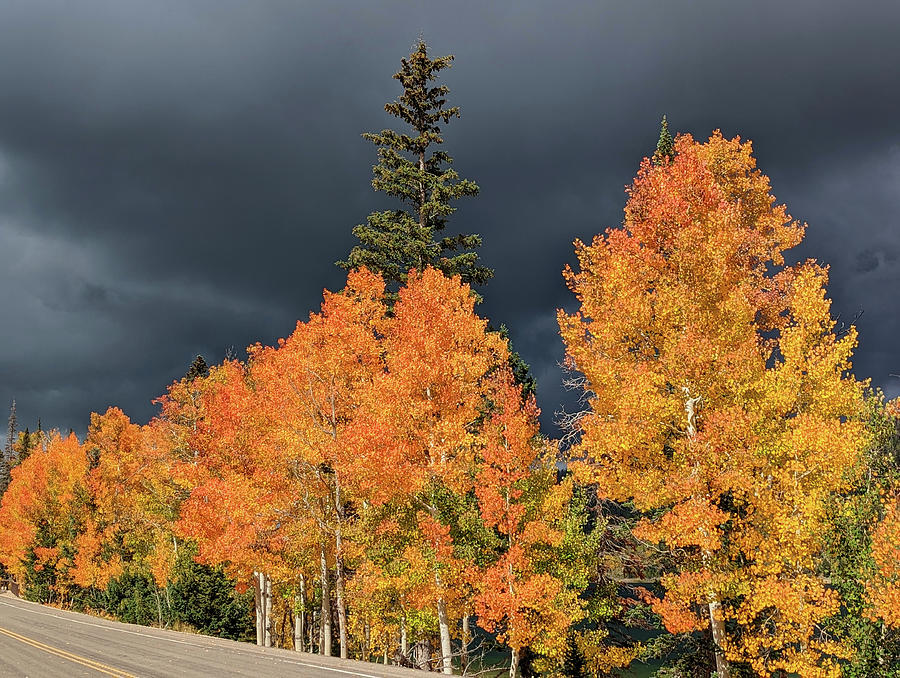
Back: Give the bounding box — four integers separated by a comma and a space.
320, 547, 332, 656
334, 476, 349, 659
253, 571, 264, 647
294, 596, 306, 652
436, 594, 453, 675
496, 500, 521, 678
684, 389, 727, 678
400, 616, 408, 656
461, 613, 470, 673
294, 575, 306, 652
334, 551, 348, 658
363, 620, 371, 661
318, 597, 324, 653
154, 589, 163, 627
709, 596, 729, 678
164, 583, 172, 628
264, 572, 273, 648
426, 481, 452, 675
507, 560, 518, 678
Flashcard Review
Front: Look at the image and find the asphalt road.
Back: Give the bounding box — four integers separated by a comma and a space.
0, 593, 421, 677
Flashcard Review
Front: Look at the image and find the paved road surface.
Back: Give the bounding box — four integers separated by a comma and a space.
0, 593, 420, 677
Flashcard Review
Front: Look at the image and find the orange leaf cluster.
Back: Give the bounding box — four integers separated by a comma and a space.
867, 500, 900, 627
0, 433, 88, 596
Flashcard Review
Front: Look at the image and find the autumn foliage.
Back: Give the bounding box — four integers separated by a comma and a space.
0, 265, 587, 671
0, 433, 88, 596
867, 494, 900, 628
560, 132, 868, 676
0, 129, 894, 678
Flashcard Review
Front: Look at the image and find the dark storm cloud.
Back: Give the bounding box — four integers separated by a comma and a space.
1, 0, 899, 434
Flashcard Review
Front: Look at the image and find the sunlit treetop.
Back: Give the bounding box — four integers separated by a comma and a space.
339, 40, 492, 297
559, 131, 865, 677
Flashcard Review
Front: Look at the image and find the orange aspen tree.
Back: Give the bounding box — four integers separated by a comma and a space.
347, 267, 507, 674
474, 369, 580, 677
0, 432, 88, 601
173, 359, 290, 647
559, 132, 865, 677
148, 359, 228, 586
385, 267, 506, 676
73, 408, 180, 598
248, 268, 387, 658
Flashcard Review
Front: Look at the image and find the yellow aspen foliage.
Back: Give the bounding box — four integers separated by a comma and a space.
559, 131, 866, 676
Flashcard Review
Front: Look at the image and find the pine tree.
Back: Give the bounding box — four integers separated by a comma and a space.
340, 40, 537, 392
1, 401, 16, 497
5, 401, 15, 459
185, 355, 209, 382
652, 115, 675, 165
561, 630, 585, 678
339, 39, 492, 296
36, 419, 44, 453
17, 428, 33, 464
496, 324, 537, 400
0, 449, 8, 499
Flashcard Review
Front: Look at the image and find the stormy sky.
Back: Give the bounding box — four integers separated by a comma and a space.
1, 0, 898, 436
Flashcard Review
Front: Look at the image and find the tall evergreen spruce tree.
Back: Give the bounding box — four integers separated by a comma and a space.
339, 39, 492, 297
1, 401, 16, 497
651, 115, 675, 165
343, 39, 536, 393
5, 400, 16, 459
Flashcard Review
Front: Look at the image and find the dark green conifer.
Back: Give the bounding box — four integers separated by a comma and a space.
185, 355, 209, 382
0, 454, 8, 498
5, 400, 16, 458
17, 427, 33, 464
560, 629, 586, 678
652, 115, 675, 165
1, 400, 17, 498
339, 39, 492, 297
497, 324, 537, 400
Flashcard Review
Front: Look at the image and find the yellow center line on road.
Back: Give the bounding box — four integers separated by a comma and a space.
0, 598, 387, 677
0, 625, 137, 678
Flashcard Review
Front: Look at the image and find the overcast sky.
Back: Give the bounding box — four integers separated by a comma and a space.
1, 0, 898, 435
